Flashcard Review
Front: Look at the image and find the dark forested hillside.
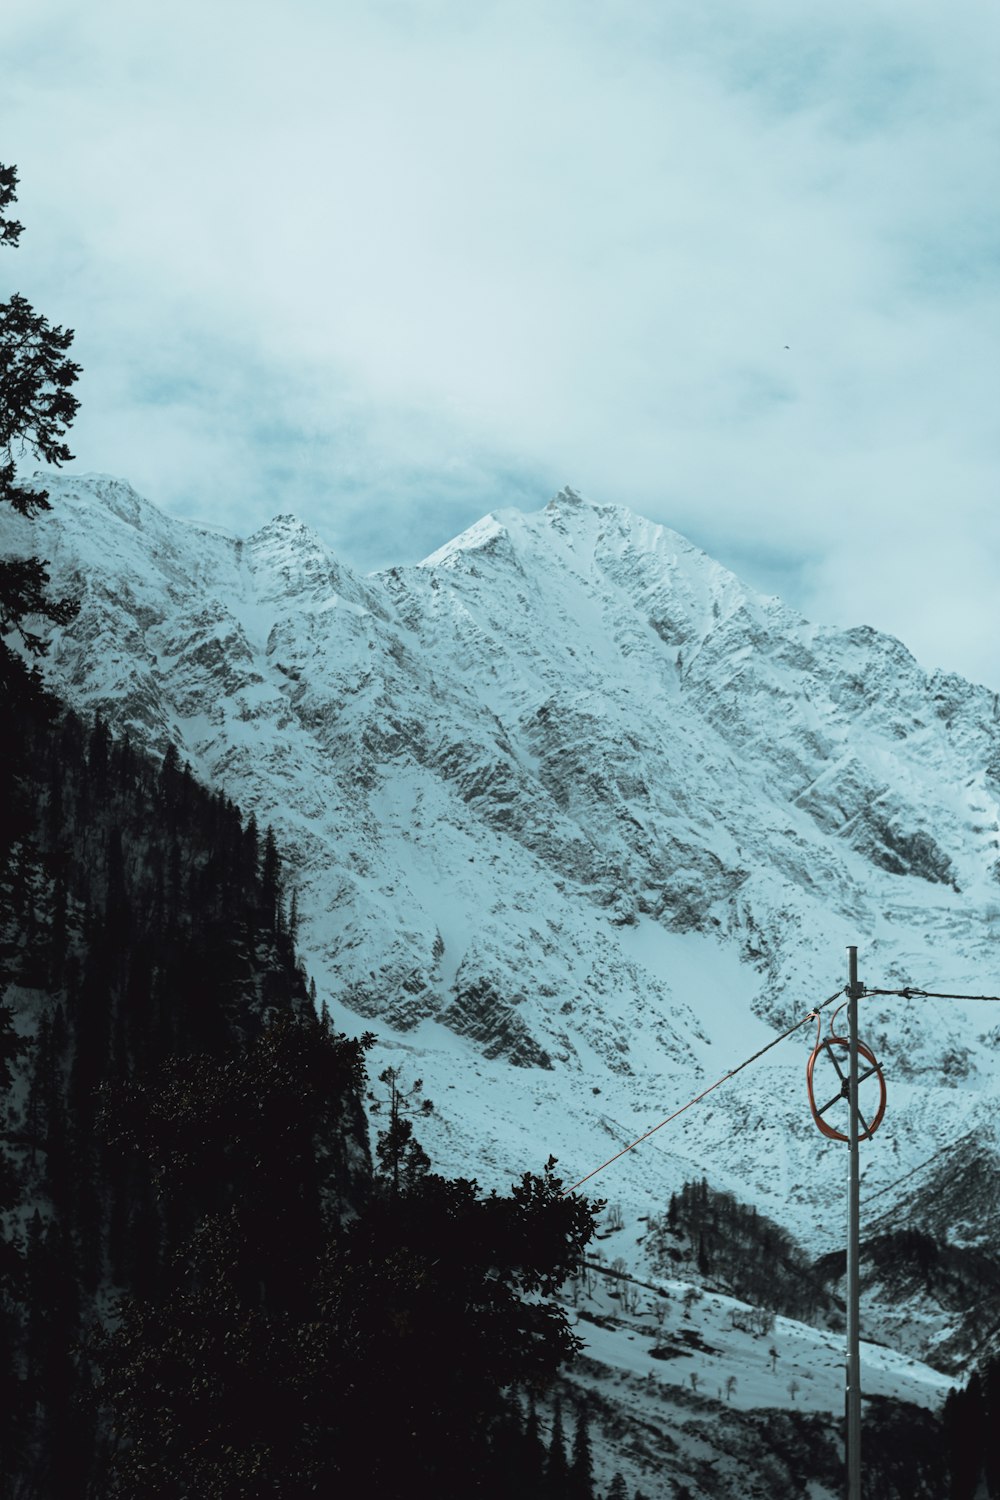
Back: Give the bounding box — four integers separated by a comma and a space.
0, 689, 369, 1492
0, 690, 599, 1498
646, 1177, 838, 1327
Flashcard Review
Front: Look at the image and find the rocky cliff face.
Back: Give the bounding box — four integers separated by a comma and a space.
4, 474, 998, 1284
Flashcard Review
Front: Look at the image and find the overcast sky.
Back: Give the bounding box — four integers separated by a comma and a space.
4, 1, 1000, 685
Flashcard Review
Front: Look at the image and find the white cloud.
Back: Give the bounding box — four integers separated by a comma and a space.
3, 0, 999, 682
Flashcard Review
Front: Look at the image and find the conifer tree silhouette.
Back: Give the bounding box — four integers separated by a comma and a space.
0, 163, 81, 700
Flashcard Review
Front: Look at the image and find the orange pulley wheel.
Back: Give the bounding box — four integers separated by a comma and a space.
806, 1011, 886, 1143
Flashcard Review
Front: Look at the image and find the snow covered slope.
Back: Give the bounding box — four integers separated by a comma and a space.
4, 474, 999, 1296
558, 1254, 950, 1497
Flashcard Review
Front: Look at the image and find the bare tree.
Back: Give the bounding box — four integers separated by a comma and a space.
729, 1304, 775, 1337
788, 1377, 800, 1401
682, 1286, 701, 1318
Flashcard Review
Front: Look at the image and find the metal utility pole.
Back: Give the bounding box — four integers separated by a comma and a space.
846, 946, 862, 1500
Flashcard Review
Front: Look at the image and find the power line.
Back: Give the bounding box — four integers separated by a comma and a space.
560, 987, 845, 1199
864, 986, 1000, 1002
595, 1113, 681, 1192
860, 1127, 978, 1214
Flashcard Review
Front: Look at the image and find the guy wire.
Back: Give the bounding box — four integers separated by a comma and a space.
560, 986, 845, 1199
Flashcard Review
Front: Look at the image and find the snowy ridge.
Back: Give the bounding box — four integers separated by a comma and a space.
4, 475, 999, 1383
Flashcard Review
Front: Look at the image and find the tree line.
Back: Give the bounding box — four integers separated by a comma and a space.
647, 1177, 837, 1325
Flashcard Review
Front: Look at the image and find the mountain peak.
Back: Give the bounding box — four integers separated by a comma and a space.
419, 512, 511, 569
249, 513, 324, 546
548, 484, 587, 507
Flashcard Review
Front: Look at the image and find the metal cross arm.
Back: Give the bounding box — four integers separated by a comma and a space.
816, 1052, 883, 1136
806, 1030, 887, 1144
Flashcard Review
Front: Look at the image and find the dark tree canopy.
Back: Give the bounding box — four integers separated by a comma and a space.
0, 292, 80, 519
0, 162, 81, 694
0, 167, 24, 252
0, 164, 81, 515
0, 696, 341, 1496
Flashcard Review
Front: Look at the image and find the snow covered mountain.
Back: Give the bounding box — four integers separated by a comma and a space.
4, 474, 998, 1351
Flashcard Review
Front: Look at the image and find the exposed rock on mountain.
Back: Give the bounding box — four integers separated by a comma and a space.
3, 474, 998, 1293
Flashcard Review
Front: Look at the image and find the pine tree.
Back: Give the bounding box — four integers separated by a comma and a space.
23, 1209, 46, 1386
983, 1356, 1000, 1499
523, 1397, 547, 1481
547, 1397, 570, 1497
0, 985, 26, 1451
47, 857, 68, 987
241, 810, 259, 874
0, 164, 81, 700
261, 823, 281, 930
944, 1372, 987, 1500
569, 1398, 595, 1500
370, 1065, 433, 1201
0, 1287, 27, 1494
0, 989, 27, 1094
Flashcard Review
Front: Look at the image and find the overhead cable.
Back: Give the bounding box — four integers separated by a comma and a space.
864, 986, 1000, 1002
859, 1128, 979, 1213
560, 987, 845, 1198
